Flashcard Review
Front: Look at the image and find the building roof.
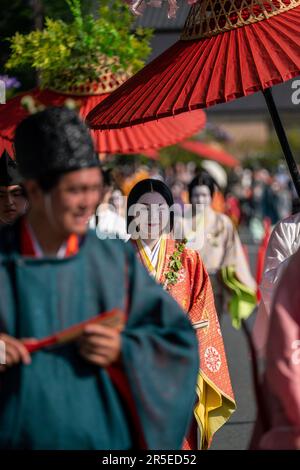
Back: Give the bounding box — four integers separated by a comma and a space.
134, 0, 189, 31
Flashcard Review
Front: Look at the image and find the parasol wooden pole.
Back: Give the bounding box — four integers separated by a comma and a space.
263, 87, 300, 198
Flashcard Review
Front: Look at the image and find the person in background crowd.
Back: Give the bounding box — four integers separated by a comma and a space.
0, 150, 28, 226
185, 172, 256, 327
170, 180, 185, 210
91, 169, 128, 240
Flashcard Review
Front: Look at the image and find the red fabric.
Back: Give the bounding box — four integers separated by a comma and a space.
141, 149, 160, 160
182, 418, 198, 450
0, 88, 206, 156
20, 219, 35, 256
86, 6, 300, 128
20, 218, 79, 257
180, 140, 238, 167
0, 137, 14, 157
225, 195, 241, 227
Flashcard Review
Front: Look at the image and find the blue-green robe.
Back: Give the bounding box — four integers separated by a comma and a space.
0, 223, 199, 450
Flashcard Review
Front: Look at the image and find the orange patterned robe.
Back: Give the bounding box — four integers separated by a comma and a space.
132, 237, 236, 449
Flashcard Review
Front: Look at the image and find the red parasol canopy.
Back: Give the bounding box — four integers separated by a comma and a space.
141, 149, 160, 159
87, 0, 300, 128
0, 88, 206, 157
179, 141, 239, 167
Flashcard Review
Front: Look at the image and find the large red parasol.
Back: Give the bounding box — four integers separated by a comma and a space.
179, 141, 239, 167
87, 0, 300, 193
0, 87, 206, 157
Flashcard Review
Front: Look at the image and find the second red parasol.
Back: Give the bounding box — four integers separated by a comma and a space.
179, 141, 239, 167
0, 86, 206, 157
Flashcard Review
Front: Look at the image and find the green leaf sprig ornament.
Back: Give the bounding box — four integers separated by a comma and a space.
164, 239, 187, 290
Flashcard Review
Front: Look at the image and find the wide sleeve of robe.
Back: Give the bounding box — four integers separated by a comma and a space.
253, 213, 300, 356
120, 241, 200, 450
260, 213, 300, 315
220, 214, 256, 292
259, 248, 300, 450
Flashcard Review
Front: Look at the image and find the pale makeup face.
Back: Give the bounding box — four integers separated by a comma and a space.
191, 185, 212, 207
136, 191, 170, 240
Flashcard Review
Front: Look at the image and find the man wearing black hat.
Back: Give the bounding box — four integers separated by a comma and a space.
0, 107, 198, 450
0, 151, 28, 226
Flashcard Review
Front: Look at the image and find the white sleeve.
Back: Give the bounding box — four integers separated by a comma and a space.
260, 219, 300, 315
253, 221, 296, 358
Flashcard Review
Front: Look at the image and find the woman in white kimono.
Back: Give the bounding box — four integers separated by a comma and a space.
253, 211, 300, 357
184, 172, 256, 326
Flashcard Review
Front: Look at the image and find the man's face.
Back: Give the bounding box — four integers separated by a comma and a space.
37, 168, 102, 236
0, 185, 28, 224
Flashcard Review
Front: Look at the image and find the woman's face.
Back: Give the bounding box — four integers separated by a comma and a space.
110, 189, 123, 212
191, 185, 212, 208
135, 191, 170, 240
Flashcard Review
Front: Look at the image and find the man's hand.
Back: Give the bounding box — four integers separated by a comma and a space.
78, 324, 122, 367
0, 333, 32, 372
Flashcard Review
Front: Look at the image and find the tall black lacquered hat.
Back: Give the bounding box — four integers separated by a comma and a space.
0, 150, 22, 186
14, 107, 99, 180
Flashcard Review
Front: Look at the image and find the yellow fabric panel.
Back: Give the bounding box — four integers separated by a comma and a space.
195, 373, 236, 449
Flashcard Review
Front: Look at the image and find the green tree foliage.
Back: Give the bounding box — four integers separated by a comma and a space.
5, 0, 152, 91
0, 0, 33, 89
